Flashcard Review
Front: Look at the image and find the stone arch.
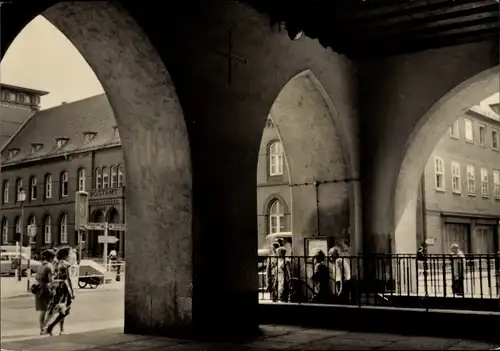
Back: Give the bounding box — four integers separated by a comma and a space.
268, 69, 353, 254
1, 2, 192, 332
91, 209, 105, 222
262, 193, 290, 215
394, 66, 500, 253
107, 207, 120, 223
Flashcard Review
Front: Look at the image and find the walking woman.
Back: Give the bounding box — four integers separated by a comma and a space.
34, 249, 55, 334
44, 246, 75, 335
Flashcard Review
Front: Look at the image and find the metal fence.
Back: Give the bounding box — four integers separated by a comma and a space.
258, 254, 500, 311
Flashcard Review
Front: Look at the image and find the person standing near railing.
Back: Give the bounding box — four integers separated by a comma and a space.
450, 243, 465, 296
266, 241, 280, 302
275, 247, 292, 302
329, 246, 352, 303
311, 250, 331, 303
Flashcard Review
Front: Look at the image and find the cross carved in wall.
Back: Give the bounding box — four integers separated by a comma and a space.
213, 30, 247, 85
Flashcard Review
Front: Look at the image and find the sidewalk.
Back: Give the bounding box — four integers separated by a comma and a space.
1, 278, 124, 299
0, 324, 496, 350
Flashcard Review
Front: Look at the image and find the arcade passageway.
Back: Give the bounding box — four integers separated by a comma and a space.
1, 0, 498, 339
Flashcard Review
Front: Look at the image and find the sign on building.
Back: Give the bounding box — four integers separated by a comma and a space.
98, 235, 119, 244
75, 191, 89, 230
108, 223, 126, 231
84, 222, 107, 230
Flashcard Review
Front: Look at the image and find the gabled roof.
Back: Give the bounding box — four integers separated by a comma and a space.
0, 105, 35, 149
1, 94, 119, 165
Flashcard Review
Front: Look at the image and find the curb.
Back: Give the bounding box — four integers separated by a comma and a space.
2, 285, 124, 300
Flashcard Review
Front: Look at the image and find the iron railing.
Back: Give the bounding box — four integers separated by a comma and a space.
258, 254, 500, 311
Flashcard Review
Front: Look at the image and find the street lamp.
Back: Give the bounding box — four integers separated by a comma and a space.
17, 188, 26, 282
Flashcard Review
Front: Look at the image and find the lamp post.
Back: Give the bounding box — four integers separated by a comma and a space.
17, 188, 26, 282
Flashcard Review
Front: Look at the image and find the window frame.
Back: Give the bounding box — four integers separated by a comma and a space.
268, 199, 285, 234
102, 166, 109, 188
45, 174, 52, 199
44, 216, 52, 244
493, 170, 500, 200
466, 164, 476, 195
492, 129, 499, 150
60, 214, 68, 244
478, 123, 486, 147
61, 172, 68, 198
2, 219, 8, 244
30, 176, 37, 200
117, 165, 124, 187
95, 168, 102, 189
110, 165, 118, 188
451, 161, 461, 194
3, 181, 9, 204
480, 167, 489, 197
449, 120, 459, 139
78, 168, 86, 192
434, 156, 445, 191
464, 118, 474, 143
268, 140, 284, 176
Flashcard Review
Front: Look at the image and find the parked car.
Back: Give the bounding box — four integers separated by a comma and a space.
1, 252, 41, 276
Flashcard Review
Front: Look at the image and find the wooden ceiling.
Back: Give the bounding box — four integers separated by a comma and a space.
246, 0, 500, 58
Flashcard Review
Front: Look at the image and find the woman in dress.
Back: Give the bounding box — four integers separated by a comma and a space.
44, 246, 75, 335
311, 250, 331, 303
275, 247, 292, 302
34, 249, 55, 334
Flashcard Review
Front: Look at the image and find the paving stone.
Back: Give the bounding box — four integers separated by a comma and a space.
298, 335, 392, 350
13, 342, 98, 351
243, 340, 304, 350
104, 337, 186, 351
447, 340, 497, 350
377, 336, 460, 350
338, 331, 408, 343
299, 328, 348, 336
263, 331, 331, 344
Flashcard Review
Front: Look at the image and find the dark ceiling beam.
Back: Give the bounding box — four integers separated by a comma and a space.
349, 1, 498, 30
356, 12, 499, 38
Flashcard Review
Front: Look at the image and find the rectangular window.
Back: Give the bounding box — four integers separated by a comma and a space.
466, 164, 475, 195
479, 124, 486, 146
30, 178, 37, 200
449, 120, 459, 139
464, 119, 473, 143
45, 176, 52, 199
494, 170, 500, 199
492, 129, 499, 150
434, 157, 445, 191
451, 161, 461, 194
481, 168, 489, 197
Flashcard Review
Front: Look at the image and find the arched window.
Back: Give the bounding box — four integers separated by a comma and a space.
15, 217, 20, 235
78, 168, 86, 191
3, 180, 9, 204
117, 165, 125, 187
60, 172, 68, 197
60, 214, 68, 244
269, 199, 285, 234
45, 174, 52, 199
44, 216, 52, 244
15, 178, 23, 203
269, 141, 284, 176
2, 218, 8, 244
102, 166, 109, 189
30, 176, 37, 200
110, 165, 118, 188
95, 168, 102, 189
28, 216, 36, 243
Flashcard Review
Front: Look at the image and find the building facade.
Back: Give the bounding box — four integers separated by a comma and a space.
256, 117, 291, 249
0, 83, 47, 149
1, 89, 127, 258
418, 106, 500, 254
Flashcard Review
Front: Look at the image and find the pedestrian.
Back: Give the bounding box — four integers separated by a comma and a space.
275, 247, 292, 302
43, 246, 75, 336
311, 250, 331, 303
328, 246, 352, 303
266, 241, 280, 302
33, 249, 55, 334
450, 243, 465, 296
68, 248, 78, 279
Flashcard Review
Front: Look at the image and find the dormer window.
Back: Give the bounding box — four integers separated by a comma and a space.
83, 131, 97, 143
8, 148, 20, 159
55, 138, 69, 149
113, 126, 119, 138
31, 143, 43, 153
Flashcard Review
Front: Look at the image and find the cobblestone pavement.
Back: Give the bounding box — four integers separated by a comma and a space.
0, 324, 496, 350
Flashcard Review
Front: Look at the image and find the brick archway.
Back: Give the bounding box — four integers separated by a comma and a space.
269, 69, 355, 255
1, 0, 192, 335
394, 66, 500, 253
